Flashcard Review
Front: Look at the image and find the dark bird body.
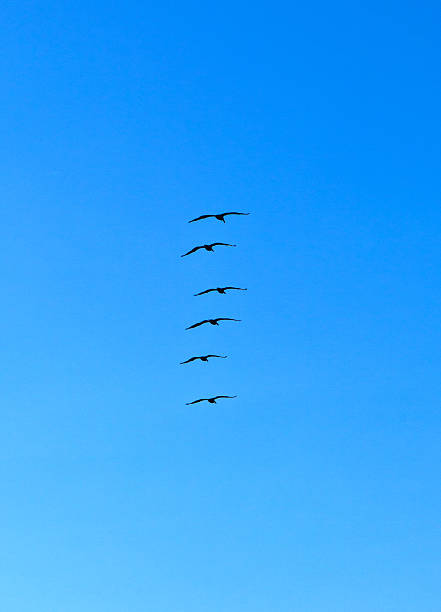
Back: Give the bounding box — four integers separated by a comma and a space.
180, 354, 227, 364
188, 212, 250, 224
181, 243, 236, 257
185, 317, 241, 330
186, 395, 237, 405
194, 286, 247, 296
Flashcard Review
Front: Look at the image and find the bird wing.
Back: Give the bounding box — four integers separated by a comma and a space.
223, 212, 250, 216
181, 245, 202, 257
215, 318, 241, 322
213, 395, 237, 400
210, 242, 236, 247
188, 214, 214, 223
180, 357, 197, 364
186, 320, 208, 330
224, 287, 247, 290
186, 398, 207, 405
194, 288, 215, 296
206, 354, 227, 358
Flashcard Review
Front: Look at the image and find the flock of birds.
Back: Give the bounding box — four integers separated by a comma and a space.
181, 212, 249, 406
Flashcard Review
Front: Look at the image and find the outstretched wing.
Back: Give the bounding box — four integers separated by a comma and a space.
215, 318, 241, 322
180, 357, 198, 364
213, 395, 237, 400
186, 319, 209, 330
210, 242, 236, 247
181, 245, 202, 257
194, 288, 215, 296
188, 214, 214, 223
186, 398, 207, 405
223, 212, 250, 216
224, 287, 247, 291
206, 355, 227, 359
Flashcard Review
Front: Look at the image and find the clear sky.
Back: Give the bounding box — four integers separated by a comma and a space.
1, 1, 440, 610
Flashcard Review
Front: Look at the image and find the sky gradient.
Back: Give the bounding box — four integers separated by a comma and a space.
1, 1, 440, 610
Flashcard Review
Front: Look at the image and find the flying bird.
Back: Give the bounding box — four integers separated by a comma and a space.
186, 395, 237, 405
188, 212, 250, 224
180, 354, 227, 364
185, 317, 241, 330
194, 286, 247, 296
181, 243, 236, 257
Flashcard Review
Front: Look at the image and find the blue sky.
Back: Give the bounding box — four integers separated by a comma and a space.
1, 1, 440, 610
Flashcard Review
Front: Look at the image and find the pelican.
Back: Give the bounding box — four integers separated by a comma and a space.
180, 355, 227, 364
194, 286, 247, 296
181, 243, 236, 257
186, 318, 241, 330
188, 212, 250, 224
186, 395, 237, 405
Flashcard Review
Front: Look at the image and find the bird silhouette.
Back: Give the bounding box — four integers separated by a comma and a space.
188, 212, 250, 223
186, 395, 237, 405
185, 317, 241, 330
194, 286, 247, 296
181, 243, 236, 257
180, 354, 227, 364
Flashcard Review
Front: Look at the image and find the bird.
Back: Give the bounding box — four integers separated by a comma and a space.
181, 243, 236, 257
188, 212, 250, 223
186, 395, 237, 405
185, 318, 241, 330
180, 354, 227, 364
194, 286, 247, 296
